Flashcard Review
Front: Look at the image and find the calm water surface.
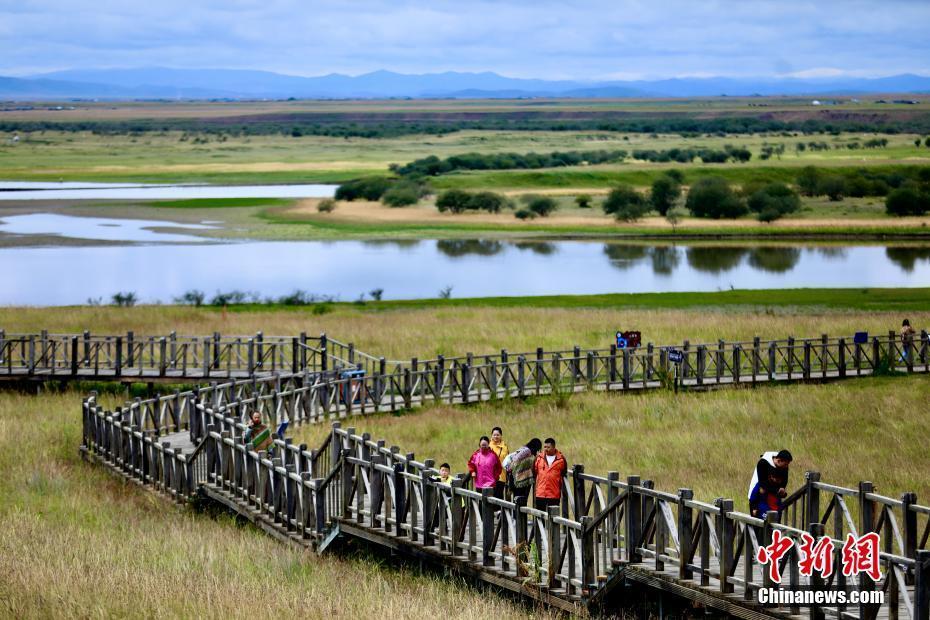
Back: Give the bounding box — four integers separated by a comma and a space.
0, 182, 336, 200
2, 226, 930, 305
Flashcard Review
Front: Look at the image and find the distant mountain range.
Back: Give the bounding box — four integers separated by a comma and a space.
2, 68, 929, 100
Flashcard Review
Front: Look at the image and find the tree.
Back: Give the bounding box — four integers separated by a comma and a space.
436, 189, 470, 213
665, 209, 681, 232
649, 175, 681, 216
527, 196, 557, 217
468, 191, 509, 213
334, 176, 393, 201
818, 175, 847, 201
316, 198, 337, 213
686, 177, 747, 219
381, 181, 421, 207
885, 186, 929, 216
746, 182, 802, 222
796, 166, 821, 196
602, 184, 649, 221
575, 194, 593, 209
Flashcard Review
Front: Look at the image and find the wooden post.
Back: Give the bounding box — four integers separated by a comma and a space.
581, 515, 595, 592
809, 522, 826, 620
872, 337, 881, 373
622, 348, 630, 390
787, 336, 795, 378
646, 342, 654, 381
753, 336, 761, 383
903, 492, 918, 583
159, 337, 167, 377
72, 336, 80, 376
733, 345, 741, 384
451, 478, 464, 557
915, 550, 930, 620
609, 344, 617, 385
517, 355, 525, 398
716, 339, 724, 383
696, 345, 706, 386
461, 363, 470, 404
422, 459, 436, 546
370, 455, 384, 529
547, 505, 560, 588
481, 487, 494, 567
515, 495, 528, 578
838, 337, 847, 378
803, 340, 812, 380
716, 498, 735, 594
678, 488, 694, 580
762, 511, 777, 589
768, 341, 776, 381
115, 336, 124, 376
625, 475, 642, 563
805, 471, 821, 528
858, 481, 876, 617
320, 333, 328, 372
572, 464, 586, 520
393, 463, 406, 537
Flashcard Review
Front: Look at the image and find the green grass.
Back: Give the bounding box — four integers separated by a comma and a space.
146, 197, 295, 209
292, 375, 930, 509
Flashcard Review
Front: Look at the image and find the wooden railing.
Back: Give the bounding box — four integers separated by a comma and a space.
81, 393, 930, 617
0, 330, 363, 380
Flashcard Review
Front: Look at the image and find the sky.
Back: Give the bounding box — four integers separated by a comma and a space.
2, 0, 929, 80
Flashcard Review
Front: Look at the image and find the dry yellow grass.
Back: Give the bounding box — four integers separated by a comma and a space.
293, 375, 930, 507
2, 305, 927, 361
0, 390, 558, 619
287, 199, 930, 229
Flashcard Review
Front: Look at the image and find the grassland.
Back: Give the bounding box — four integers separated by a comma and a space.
0, 388, 556, 619
2, 128, 928, 186
1, 299, 928, 618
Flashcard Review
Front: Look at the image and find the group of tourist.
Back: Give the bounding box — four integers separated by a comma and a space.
435, 427, 568, 511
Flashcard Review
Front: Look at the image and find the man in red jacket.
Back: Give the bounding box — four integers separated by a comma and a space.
533, 437, 566, 511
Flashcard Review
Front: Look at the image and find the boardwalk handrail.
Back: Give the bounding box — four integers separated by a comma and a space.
81, 402, 930, 618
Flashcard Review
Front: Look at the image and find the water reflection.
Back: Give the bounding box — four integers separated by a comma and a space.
603, 244, 650, 270
514, 241, 557, 255
886, 247, 930, 272
436, 239, 504, 258
361, 240, 422, 249
686, 247, 748, 273
746, 247, 802, 273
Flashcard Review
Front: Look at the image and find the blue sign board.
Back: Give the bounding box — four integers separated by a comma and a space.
853, 331, 869, 344
668, 349, 684, 364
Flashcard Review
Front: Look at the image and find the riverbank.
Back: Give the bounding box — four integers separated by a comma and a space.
3, 197, 930, 243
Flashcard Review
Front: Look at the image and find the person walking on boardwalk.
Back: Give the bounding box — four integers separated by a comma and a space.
533, 438, 567, 512
437, 462, 453, 485
901, 319, 917, 362
748, 449, 792, 518
243, 411, 273, 452
503, 438, 542, 501
467, 436, 502, 491
489, 426, 509, 499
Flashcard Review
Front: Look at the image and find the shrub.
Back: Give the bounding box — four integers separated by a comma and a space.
381, 181, 421, 207
649, 175, 682, 216
527, 196, 557, 217
334, 176, 393, 201
436, 189, 472, 213
316, 198, 337, 213
575, 194, 593, 209
111, 291, 137, 307
436, 189, 509, 213
603, 184, 649, 221
885, 186, 930, 216
746, 182, 801, 222
515, 208, 536, 220
173, 289, 205, 306
819, 175, 847, 201
796, 166, 821, 196
686, 177, 747, 219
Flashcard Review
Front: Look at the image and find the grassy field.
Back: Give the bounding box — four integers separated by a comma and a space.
291, 375, 930, 507
2, 290, 928, 365
1, 298, 927, 617
0, 300, 930, 619
1, 128, 928, 185
0, 389, 555, 619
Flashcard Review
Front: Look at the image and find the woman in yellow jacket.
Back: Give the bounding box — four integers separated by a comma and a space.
489, 426, 509, 499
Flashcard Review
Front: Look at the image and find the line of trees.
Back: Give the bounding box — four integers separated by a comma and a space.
393, 150, 628, 177
5, 113, 930, 138
631, 145, 751, 164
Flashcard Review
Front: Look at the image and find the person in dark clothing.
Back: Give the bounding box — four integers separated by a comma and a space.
748, 449, 792, 518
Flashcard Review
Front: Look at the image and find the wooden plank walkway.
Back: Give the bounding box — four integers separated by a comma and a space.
81, 401, 930, 619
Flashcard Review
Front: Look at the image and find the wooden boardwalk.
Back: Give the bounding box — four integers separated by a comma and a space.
82, 392, 930, 619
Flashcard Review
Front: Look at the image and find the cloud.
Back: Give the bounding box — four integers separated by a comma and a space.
2, 0, 928, 78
